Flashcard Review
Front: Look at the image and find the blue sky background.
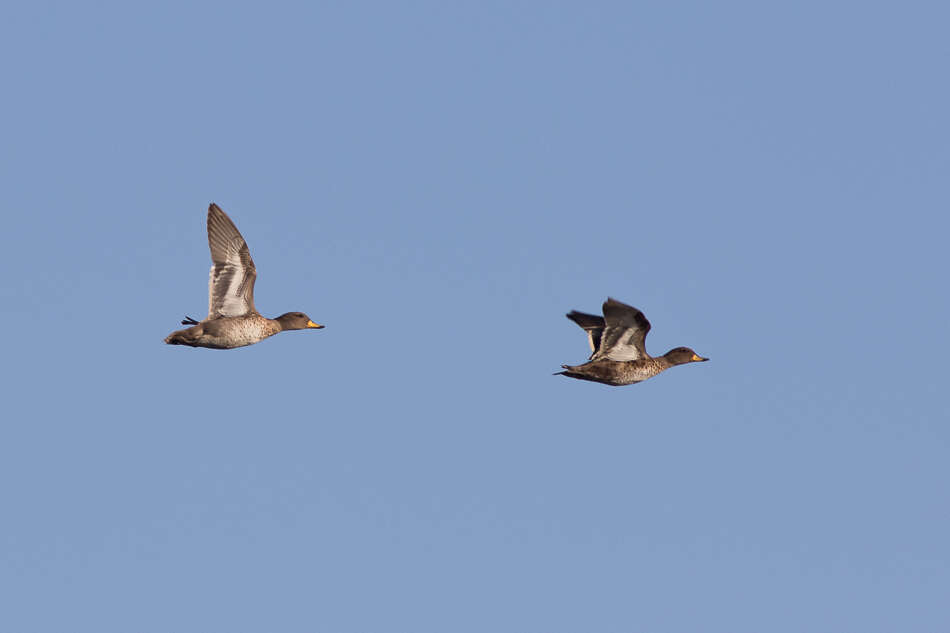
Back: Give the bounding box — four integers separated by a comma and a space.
2, 1, 949, 631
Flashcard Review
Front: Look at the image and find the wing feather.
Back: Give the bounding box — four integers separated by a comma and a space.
594, 297, 652, 362
206, 203, 257, 318
566, 310, 606, 358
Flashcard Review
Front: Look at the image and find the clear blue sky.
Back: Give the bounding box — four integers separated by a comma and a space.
2, 2, 948, 631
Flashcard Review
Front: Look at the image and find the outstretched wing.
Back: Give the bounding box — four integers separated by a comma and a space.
594, 297, 652, 362
206, 203, 257, 318
566, 310, 606, 359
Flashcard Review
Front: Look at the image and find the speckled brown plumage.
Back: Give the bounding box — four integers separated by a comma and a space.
558, 297, 707, 386
164, 203, 324, 350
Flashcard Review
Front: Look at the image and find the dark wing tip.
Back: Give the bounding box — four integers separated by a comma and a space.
602, 297, 651, 330
566, 310, 606, 329
603, 296, 633, 312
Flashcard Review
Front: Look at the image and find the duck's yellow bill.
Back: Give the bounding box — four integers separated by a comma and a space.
307, 321, 325, 329
691, 354, 708, 361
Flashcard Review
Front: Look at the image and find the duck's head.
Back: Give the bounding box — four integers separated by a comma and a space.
664, 347, 708, 365
276, 312, 325, 331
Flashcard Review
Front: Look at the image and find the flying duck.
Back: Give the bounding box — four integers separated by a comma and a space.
164, 203, 324, 349
558, 297, 706, 386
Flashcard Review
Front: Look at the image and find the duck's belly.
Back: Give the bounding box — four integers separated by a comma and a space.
200, 318, 279, 349
566, 360, 664, 386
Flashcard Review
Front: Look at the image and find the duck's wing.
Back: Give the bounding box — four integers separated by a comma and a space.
594, 297, 652, 361
566, 310, 605, 358
206, 203, 257, 318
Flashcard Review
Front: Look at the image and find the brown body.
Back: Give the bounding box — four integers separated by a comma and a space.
165, 313, 318, 350
559, 356, 679, 386
558, 298, 707, 386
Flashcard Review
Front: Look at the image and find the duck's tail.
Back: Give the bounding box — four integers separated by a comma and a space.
164, 326, 199, 346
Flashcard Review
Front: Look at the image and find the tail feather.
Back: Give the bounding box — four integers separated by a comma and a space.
164, 331, 187, 345
164, 326, 200, 346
